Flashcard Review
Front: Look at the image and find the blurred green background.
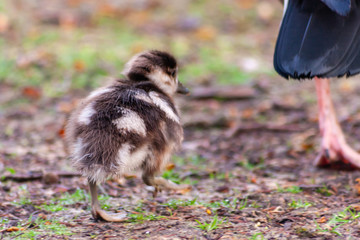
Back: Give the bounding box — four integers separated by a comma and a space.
0, 0, 282, 99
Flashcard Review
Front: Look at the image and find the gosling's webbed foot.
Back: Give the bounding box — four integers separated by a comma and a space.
153, 177, 191, 191
143, 175, 191, 197
89, 180, 127, 222
91, 206, 127, 222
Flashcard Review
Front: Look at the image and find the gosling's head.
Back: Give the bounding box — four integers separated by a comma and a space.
122, 50, 189, 96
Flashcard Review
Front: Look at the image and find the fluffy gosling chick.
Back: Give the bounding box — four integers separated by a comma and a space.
66, 50, 190, 222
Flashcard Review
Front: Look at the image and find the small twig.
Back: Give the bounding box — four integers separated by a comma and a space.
5, 214, 22, 221
190, 86, 256, 100
2, 172, 43, 182
2, 171, 81, 182
59, 222, 76, 227
9, 233, 24, 240
298, 184, 323, 190
95, 225, 107, 232
272, 102, 304, 112
183, 115, 229, 129
227, 123, 307, 137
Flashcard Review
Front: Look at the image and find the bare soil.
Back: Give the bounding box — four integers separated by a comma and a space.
2, 77, 360, 240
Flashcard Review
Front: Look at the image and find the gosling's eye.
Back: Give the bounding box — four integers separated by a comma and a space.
171, 70, 176, 77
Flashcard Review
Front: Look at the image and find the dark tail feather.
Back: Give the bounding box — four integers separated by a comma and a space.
274, 0, 360, 79
321, 0, 351, 16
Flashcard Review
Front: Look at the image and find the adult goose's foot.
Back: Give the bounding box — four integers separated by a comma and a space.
314, 78, 360, 169
89, 180, 127, 222
315, 122, 360, 169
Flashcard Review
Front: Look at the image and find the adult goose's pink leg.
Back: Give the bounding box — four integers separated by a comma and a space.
314, 77, 360, 168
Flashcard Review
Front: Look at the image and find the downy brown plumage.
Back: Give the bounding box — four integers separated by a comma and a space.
66, 50, 190, 222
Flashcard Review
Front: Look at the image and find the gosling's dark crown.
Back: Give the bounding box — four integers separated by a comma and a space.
122, 50, 177, 82
121, 50, 181, 96
145, 50, 177, 69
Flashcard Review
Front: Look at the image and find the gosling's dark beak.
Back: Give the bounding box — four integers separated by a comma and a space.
176, 82, 190, 95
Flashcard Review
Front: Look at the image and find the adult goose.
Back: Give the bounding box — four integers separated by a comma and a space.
274, 0, 360, 168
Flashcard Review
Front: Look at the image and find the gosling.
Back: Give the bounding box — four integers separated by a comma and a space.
66, 50, 190, 222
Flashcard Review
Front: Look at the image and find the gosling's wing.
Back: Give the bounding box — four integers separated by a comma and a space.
274, 0, 360, 79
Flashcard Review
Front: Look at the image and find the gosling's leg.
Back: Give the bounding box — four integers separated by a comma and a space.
88, 179, 127, 222
142, 174, 191, 197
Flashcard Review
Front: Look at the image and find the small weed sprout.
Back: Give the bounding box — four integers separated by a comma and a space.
7, 217, 73, 239
250, 232, 264, 240
315, 206, 360, 236
288, 199, 313, 209
162, 169, 181, 184
36, 189, 109, 213
277, 185, 303, 194
164, 198, 198, 210
127, 213, 164, 223
239, 157, 265, 171
195, 215, 226, 232
316, 185, 333, 196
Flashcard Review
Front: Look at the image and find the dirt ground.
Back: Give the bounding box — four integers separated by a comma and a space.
3, 77, 360, 239
2, 0, 360, 239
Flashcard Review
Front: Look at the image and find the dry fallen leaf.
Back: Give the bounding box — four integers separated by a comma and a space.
349, 204, 360, 211
58, 128, 65, 138
242, 109, 255, 119
22, 86, 42, 100
38, 213, 47, 220
58, 101, 76, 113
301, 143, 314, 151
166, 163, 175, 171
250, 177, 257, 184
126, 11, 150, 27
236, 0, 255, 9
320, 208, 330, 212
97, 2, 118, 17
5, 226, 20, 232
206, 208, 212, 215
194, 26, 217, 41
73, 60, 86, 72
317, 216, 327, 223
